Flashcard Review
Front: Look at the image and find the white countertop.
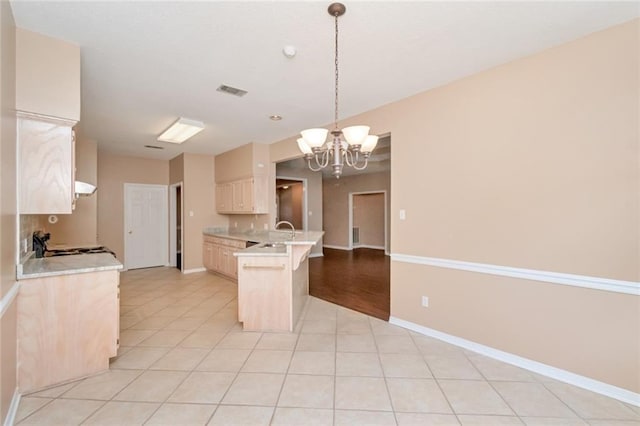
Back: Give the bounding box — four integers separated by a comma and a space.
18, 253, 123, 280
204, 228, 324, 258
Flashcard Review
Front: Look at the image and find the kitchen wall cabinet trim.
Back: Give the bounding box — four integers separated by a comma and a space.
18, 112, 77, 214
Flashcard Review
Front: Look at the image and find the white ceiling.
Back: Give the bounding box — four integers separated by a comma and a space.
9, 1, 639, 161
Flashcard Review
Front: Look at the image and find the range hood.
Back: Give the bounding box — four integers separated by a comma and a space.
74, 181, 97, 197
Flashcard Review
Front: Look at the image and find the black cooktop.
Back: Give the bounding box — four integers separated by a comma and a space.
44, 246, 116, 258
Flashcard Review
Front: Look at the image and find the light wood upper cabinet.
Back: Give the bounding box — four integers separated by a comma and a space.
18, 115, 76, 214
214, 142, 270, 215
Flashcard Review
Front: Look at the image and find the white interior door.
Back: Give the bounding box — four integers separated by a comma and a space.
124, 183, 168, 270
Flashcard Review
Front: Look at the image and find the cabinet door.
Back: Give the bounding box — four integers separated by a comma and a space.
19, 118, 74, 214
203, 242, 217, 271
231, 180, 246, 212
215, 183, 232, 213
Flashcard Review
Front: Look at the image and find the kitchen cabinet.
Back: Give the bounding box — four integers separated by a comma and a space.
18, 113, 77, 214
203, 235, 245, 279
216, 177, 268, 214
17, 270, 119, 393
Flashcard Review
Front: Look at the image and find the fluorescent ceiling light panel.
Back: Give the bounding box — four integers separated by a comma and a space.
157, 118, 204, 143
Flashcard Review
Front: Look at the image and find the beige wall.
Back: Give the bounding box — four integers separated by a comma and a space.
43, 129, 98, 245
353, 193, 385, 248
270, 19, 639, 393
0, 1, 17, 422
97, 151, 169, 262
322, 172, 390, 250
15, 28, 80, 121
182, 153, 227, 271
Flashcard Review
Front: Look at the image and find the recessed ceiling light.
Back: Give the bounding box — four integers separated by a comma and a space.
269, 115, 283, 121
157, 118, 204, 144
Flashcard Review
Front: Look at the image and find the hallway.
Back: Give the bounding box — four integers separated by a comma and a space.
309, 248, 390, 321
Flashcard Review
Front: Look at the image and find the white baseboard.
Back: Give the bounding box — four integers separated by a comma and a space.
353, 244, 385, 250
389, 316, 640, 407
183, 267, 206, 274
3, 389, 20, 426
308, 253, 324, 258
323, 245, 350, 250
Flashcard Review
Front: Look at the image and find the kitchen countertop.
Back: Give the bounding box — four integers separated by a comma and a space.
18, 252, 123, 280
204, 228, 324, 258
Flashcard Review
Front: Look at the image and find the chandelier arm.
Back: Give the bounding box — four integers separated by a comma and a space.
315, 150, 329, 169
307, 156, 324, 172
352, 157, 369, 170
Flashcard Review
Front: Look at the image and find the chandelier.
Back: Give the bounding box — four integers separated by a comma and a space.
297, 2, 379, 179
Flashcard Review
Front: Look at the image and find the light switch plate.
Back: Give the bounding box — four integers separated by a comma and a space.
400, 209, 406, 220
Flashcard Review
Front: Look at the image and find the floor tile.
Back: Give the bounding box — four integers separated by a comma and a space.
457, 414, 524, 425
334, 409, 397, 425
370, 317, 410, 336
114, 370, 188, 402
82, 401, 159, 425
337, 318, 371, 334
138, 329, 191, 347
425, 355, 483, 380
14, 397, 52, 423
241, 349, 293, 373
128, 315, 175, 330
222, 373, 285, 406
208, 405, 274, 425
520, 417, 588, 425
492, 381, 578, 418
196, 348, 251, 372
149, 345, 208, 368
395, 412, 461, 425
180, 330, 226, 348
146, 402, 217, 425
335, 376, 392, 411
18, 399, 104, 425
387, 378, 452, 413
164, 316, 207, 331
438, 379, 514, 415
288, 351, 336, 375
216, 331, 262, 349
119, 329, 156, 346
296, 333, 336, 352
109, 346, 170, 369
271, 408, 333, 425
61, 369, 142, 400
544, 382, 639, 420
301, 319, 337, 334
168, 371, 235, 404
467, 354, 535, 381
336, 352, 383, 377
337, 333, 378, 352
380, 353, 432, 378
256, 332, 299, 350
26, 382, 77, 398
278, 374, 334, 409
375, 334, 419, 354
413, 335, 465, 356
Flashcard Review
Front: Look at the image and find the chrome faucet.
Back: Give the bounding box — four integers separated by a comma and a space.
275, 220, 295, 239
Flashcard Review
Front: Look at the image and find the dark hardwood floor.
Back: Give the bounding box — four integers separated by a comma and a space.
309, 248, 390, 320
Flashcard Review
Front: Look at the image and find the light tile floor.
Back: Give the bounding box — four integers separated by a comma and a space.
16, 267, 640, 425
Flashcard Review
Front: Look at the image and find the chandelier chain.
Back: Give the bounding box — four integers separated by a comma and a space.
334, 12, 339, 130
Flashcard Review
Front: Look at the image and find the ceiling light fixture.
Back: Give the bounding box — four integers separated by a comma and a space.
297, 2, 378, 179
157, 117, 204, 144
270, 115, 283, 121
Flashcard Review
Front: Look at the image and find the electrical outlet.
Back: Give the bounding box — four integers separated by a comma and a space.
400, 209, 406, 220
250, 222, 254, 229
421, 296, 429, 307
263, 223, 268, 230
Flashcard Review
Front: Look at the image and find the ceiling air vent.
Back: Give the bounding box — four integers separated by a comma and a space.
217, 84, 248, 97
144, 145, 164, 150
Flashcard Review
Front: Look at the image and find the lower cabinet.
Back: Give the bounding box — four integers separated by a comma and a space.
203, 235, 245, 280
17, 270, 120, 393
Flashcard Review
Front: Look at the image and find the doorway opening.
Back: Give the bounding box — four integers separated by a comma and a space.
169, 182, 183, 270
275, 177, 307, 231
349, 191, 388, 254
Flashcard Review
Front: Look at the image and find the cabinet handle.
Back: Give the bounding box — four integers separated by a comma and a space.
242, 264, 286, 270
